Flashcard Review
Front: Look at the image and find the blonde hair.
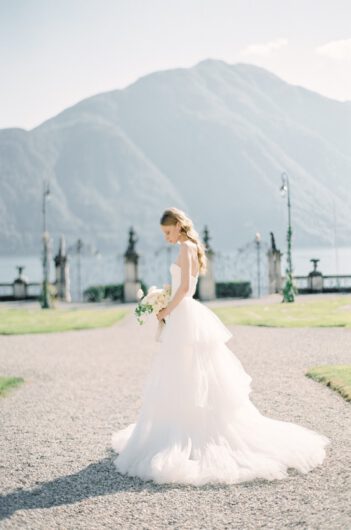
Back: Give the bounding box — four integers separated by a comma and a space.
160, 207, 207, 275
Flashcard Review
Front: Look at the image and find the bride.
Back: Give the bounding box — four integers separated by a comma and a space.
111, 207, 330, 486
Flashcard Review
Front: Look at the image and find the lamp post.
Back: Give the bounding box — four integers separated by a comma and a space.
332, 199, 340, 291
76, 238, 83, 302
280, 171, 296, 302
41, 180, 51, 308
255, 232, 261, 297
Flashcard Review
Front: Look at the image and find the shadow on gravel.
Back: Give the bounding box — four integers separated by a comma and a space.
0, 452, 271, 520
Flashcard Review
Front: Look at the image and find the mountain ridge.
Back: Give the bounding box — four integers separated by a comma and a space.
0, 59, 350, 255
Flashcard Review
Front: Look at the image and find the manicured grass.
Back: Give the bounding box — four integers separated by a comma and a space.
213, 296, 351, 328
0, 376, 24, 396
0, 307, 129, 335
306, 365, 351, 402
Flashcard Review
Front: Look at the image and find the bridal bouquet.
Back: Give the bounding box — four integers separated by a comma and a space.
135, 284, 172, 340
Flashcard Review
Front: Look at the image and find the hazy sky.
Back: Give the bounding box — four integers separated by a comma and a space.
1, 0, 350, 130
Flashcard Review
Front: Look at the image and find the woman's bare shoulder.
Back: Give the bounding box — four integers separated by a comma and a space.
180, 241, 197, 262
180, 240, 196, 249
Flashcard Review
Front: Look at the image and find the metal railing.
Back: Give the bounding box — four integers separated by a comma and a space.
0, 282, 42, 301
282, 275, 351, 293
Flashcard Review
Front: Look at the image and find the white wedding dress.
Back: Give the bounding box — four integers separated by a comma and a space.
111, 263, 330, 486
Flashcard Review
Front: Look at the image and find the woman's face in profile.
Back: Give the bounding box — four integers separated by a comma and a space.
161, 222, 180, 244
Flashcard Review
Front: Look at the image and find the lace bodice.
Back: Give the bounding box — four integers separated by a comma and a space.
170, 263, 198, 300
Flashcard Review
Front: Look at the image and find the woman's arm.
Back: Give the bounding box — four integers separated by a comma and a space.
159, 242, 192, 318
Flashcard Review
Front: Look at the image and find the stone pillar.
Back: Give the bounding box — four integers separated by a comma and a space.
198, 225, 216, 301
54, 235, 72, 302
13, 266, 28, 299
308, 259, 323, 292
123, 227, 141, 303
267, 232, 282, 294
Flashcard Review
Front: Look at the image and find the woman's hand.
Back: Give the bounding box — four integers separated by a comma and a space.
156, 307, 170, 321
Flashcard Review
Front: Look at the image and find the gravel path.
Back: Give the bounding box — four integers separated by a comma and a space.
0, 306, 350, 529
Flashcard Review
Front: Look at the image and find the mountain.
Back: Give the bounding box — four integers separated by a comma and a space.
0, 58, 350, 257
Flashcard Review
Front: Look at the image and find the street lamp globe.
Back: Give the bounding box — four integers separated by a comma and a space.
280, 172, 288, 197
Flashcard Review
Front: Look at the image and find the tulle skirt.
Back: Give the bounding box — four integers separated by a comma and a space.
111, 297, 330, 486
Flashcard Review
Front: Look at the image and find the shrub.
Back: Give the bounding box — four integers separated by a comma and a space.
104, 284, 124, 301
83, 285, 106, 302
216, 281, 252, 298
83, 280, 148, 303
193, 281, 252, 299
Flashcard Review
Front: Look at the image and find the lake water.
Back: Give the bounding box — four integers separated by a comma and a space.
1, 245, 350, 301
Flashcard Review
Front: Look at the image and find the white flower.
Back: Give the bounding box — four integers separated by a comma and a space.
135, 284, 172, 326
136, 288, 144, 300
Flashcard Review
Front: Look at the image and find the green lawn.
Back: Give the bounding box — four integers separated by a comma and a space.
306, 365, 351, 402
0, 376, 24, 396
213, 296, 351, 328
0, 307, 129, 335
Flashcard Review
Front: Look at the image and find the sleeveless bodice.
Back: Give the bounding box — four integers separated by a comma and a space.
170, 263, 198, 300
